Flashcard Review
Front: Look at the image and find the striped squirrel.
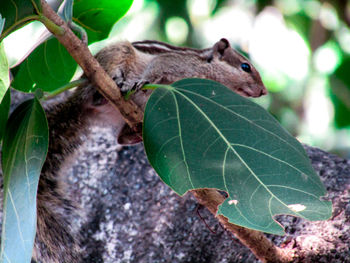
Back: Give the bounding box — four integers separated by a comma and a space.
34, 38, 267, 262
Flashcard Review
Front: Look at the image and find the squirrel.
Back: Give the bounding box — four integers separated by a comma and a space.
32, 38, 267, 262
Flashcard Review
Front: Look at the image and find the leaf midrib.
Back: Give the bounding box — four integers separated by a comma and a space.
171, 90, 195, 189
171, 86, 304, 218
176, 83, 306, 159
1, 100, 33, 258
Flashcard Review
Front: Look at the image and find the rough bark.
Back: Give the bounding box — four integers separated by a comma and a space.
191, 189, 294, 262
67, 134, 349, 263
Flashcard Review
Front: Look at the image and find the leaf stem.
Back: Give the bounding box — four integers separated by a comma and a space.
143, 84, 170, 90
191, 189, 296, 263
68, 21, 88, 45
44, 79, 87, 100
38, 15, 64, 35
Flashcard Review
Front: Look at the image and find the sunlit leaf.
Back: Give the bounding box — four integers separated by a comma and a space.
73, 0, 133, 43
0, 0, 41, 41
143, 78, 332, 235
0, 15, 10, 104
0, 42, 10, 103
0, 89, 10, 143
11, 37, 76, 92
1, 98, 48, 263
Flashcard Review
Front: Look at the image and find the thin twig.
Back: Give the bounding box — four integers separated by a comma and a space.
44, 79, 87, 100
40, 0, 143, 128
196, 205, 217, 234
191, 189, 296, 263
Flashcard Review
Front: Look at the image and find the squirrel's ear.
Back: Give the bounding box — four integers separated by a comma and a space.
212, 38, 230, 58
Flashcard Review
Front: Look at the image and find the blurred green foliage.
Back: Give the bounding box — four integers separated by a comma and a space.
4, 0, 350, 156
128, 0, 350, 157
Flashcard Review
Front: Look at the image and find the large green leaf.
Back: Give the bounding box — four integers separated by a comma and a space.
0, 88, 10, 143
143, 78, 332, 235
73, 0, 133, 44
1, 98, 48, 263
11, 37, 76, 92
0, 0, 41, 41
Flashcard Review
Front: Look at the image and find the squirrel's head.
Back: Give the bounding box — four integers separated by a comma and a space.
209, 38, 267, 98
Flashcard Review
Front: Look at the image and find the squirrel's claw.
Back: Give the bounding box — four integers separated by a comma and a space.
133, 80, 150, 92
112, 69, 126, 90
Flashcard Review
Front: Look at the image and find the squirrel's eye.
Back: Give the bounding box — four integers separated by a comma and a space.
241, 63, 251, 73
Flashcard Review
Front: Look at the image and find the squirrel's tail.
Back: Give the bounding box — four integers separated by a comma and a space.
34, 189, 81, 262
32, 84, 124, 262
33, 90, 88, 263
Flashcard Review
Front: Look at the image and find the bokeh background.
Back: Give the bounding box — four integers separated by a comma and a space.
5, 0, 350, 157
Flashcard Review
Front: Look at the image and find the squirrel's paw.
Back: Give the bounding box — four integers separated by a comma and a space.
121, 80, 150, 93
112, 71, 143, 95
132, 80, 150, 92
119, 82, 134, 93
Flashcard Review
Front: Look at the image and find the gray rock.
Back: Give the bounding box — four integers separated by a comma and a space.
3, 91, 350, 262
67, 128, 350, 263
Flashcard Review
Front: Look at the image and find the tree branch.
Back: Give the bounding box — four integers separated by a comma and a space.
40, 0, 143, 128
191, 189, 296, 263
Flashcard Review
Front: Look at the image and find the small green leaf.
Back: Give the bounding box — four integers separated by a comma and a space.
0, 41, 10, 103
143, 78, 332, 235
0, 15, 9, 143
11, 37, 76, 92
1, 97, 48, 263
73, 0, 133, 43
0, 88, 10, 142
0, 0, 41, 41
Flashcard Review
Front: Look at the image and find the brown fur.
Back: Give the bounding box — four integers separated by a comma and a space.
34, 86, 120, 262
34, 90, 87, 262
